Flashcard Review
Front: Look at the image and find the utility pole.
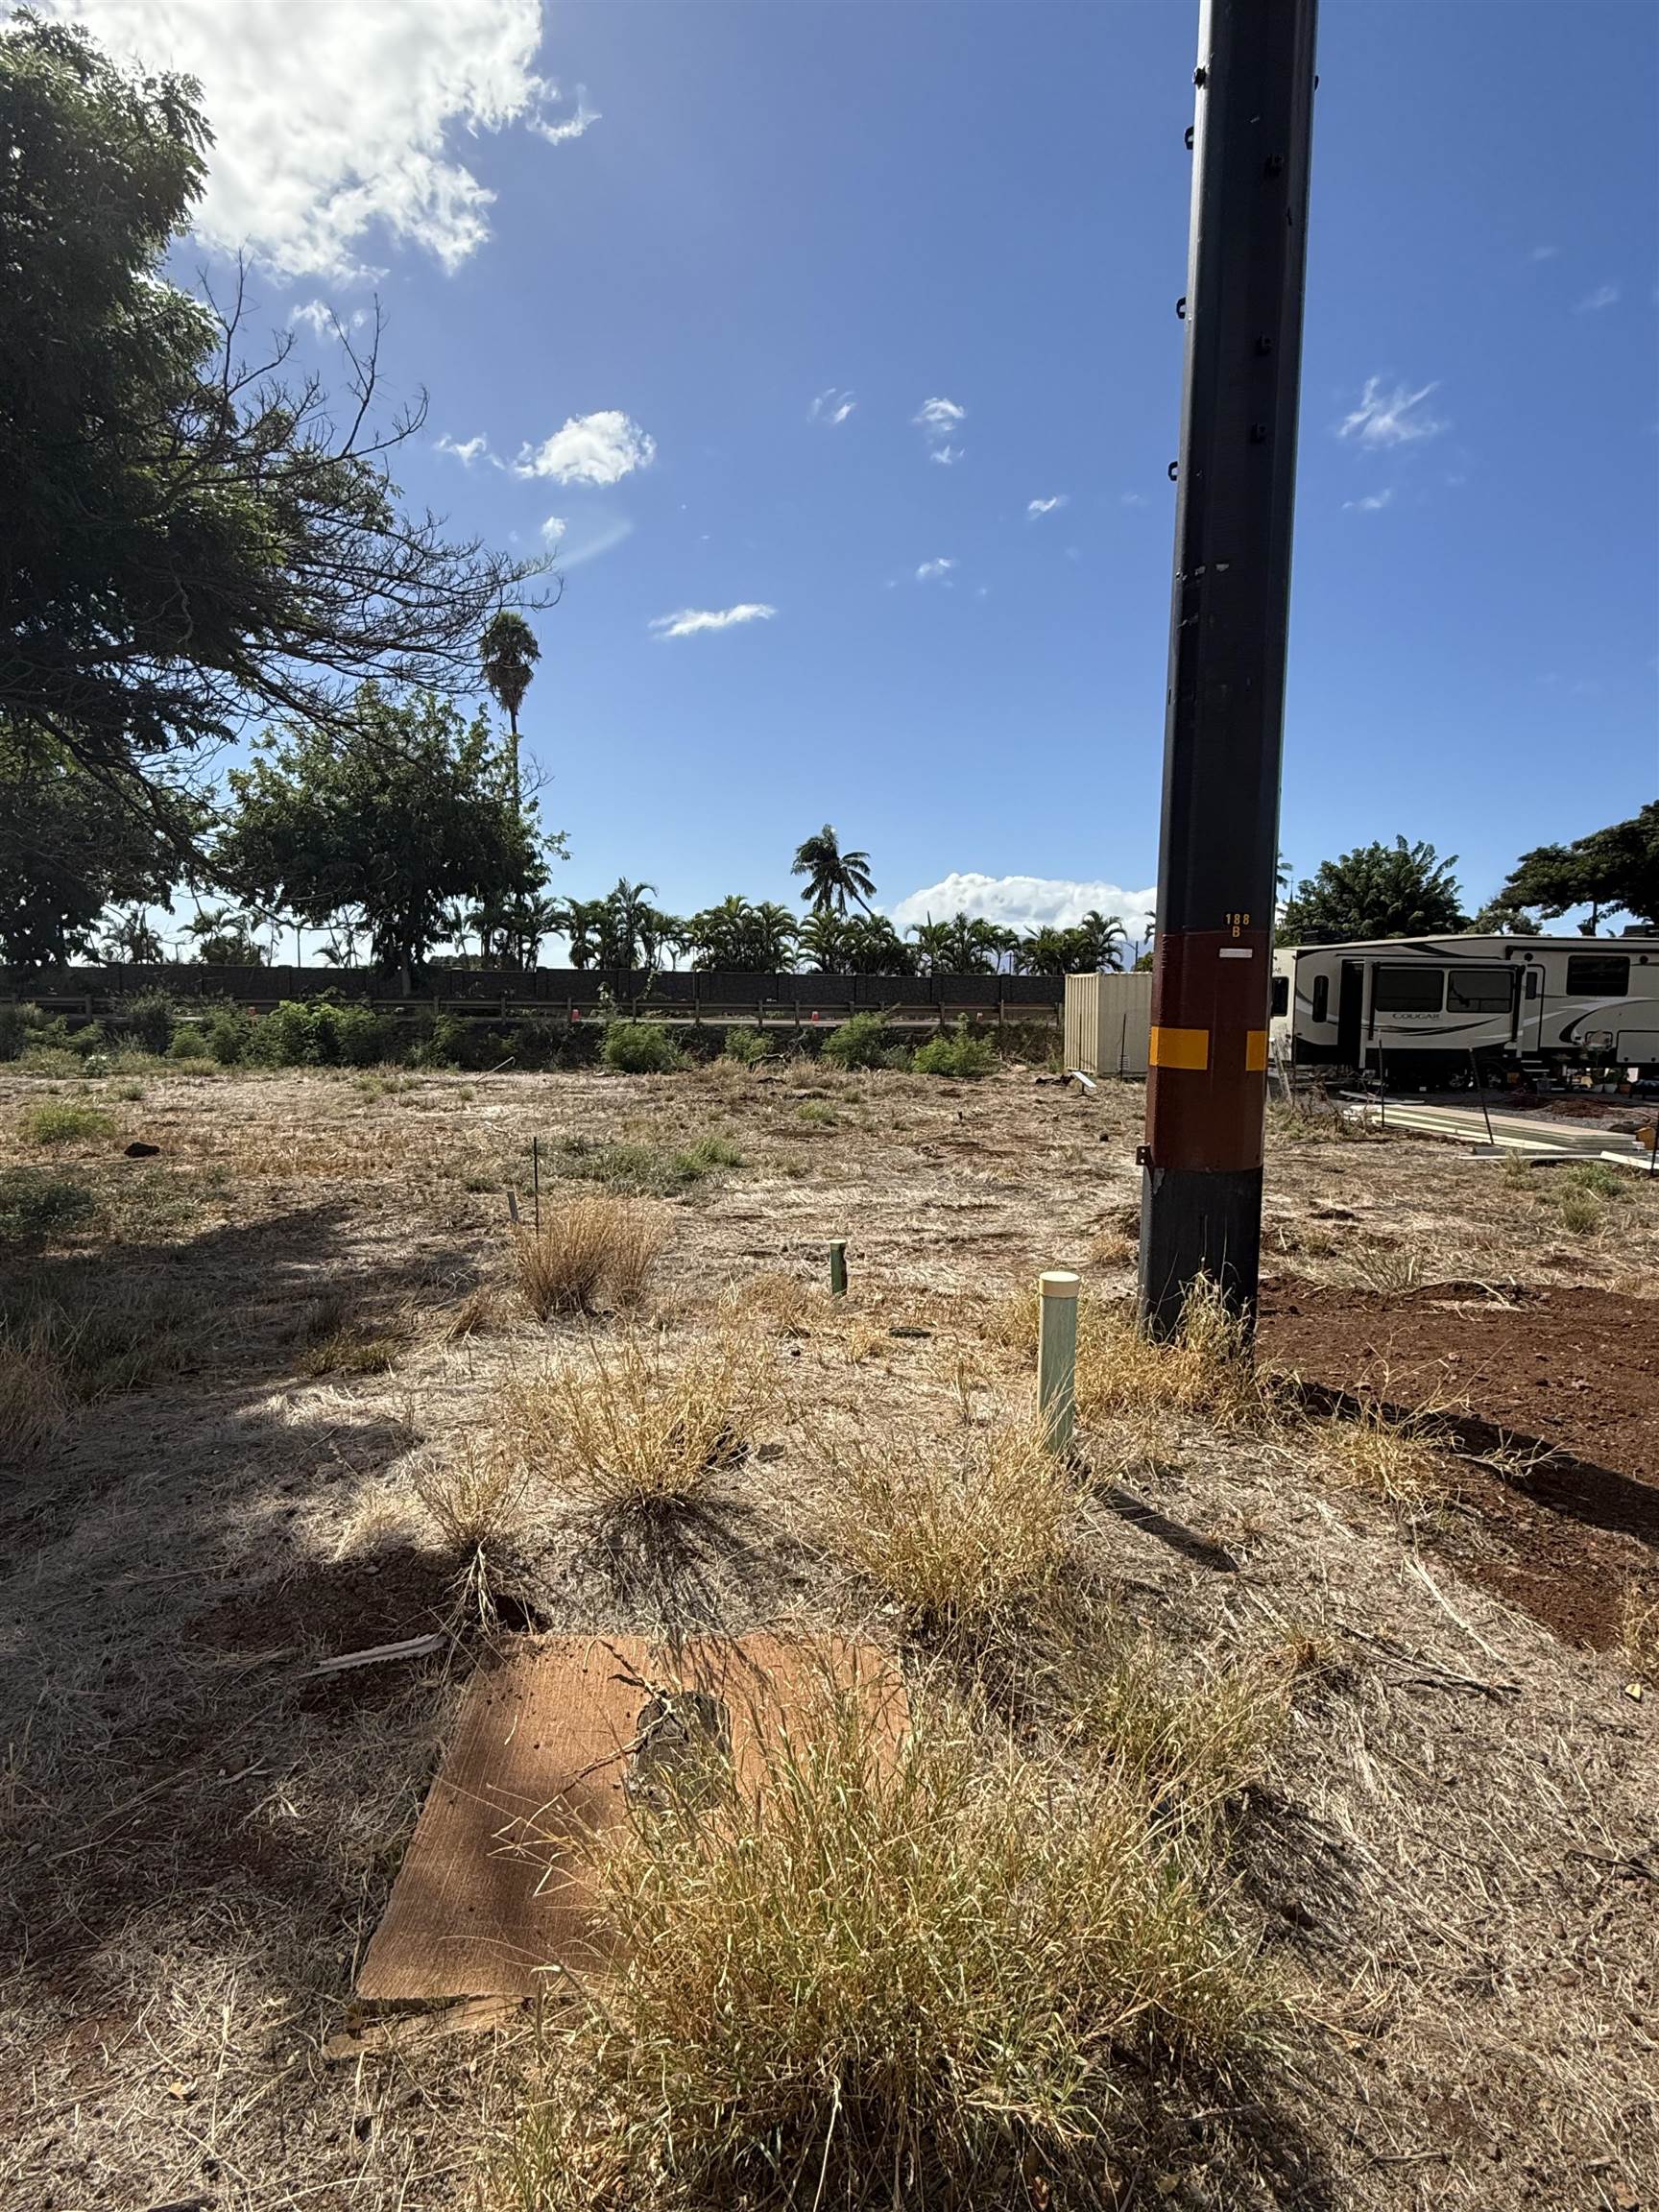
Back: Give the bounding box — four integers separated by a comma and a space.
1139, 0, 1318, 1337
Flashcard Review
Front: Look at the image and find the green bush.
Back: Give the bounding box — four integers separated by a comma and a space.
0, 1167, 98, 1250
410, 1009, 466, 1068
246, 999, 349, 1066
604, 1021, 683, 1074
0, 1004, 27, 1062
823, 1010, 889, 1070
913, 1020, 998, 1079
117, 991, 174, 1056
721, 1027, 771, 1067
20, 1102, 115, 1146
68, 1022, 108, 1059
558, 1132, 743, 1195
169, 1023, 210, 1060
205, 1008, 252, 1065
335, 1004, 394, 1066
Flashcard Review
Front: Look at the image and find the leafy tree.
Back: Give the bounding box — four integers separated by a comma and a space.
0, 13, 541, 824
220, 685, 551, 986
0, 733, 193, 966
183, 905, 267, 964
1469, 899, 1542, 937
1278, 837, 1466, 945
798, 911, 851, 972
925, 911, 1015, 974
1073, 910, 1129, 972
560, 898, 609, 971
685, 897, 799, 972
1493, 804, 1659, 933
841, 915, 915, 974
600, 878, 659, 970
479, 612, 541, 809
101, 908, 167, 962
907, 919, 952, 976
791, 825, 876, 915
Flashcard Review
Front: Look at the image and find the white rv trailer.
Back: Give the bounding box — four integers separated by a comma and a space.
1270, 934, 1659, 1079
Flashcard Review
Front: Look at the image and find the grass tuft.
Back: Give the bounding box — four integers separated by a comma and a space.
821, 1415, 1072, 1642
19, 1102, 115, 1147
1074, 1276, 1266, 1433
0, 1167, 98, 1251
501, 1330, 772, 1508
556, 1133, 742, 1197
512, 1196, 667, 1318
508, 1685, 1265, 2212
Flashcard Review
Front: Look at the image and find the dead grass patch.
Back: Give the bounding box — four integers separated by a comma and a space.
506, 1684, 1265, 2212
1075, 1277, 1266, 1432
501, 1330, 774, 1508
1621, 1578, 1659, 1681
512, 1195, 667, 1318
0, 1268, 206, 1407
1304, 1393, 1456, 1506
820, 1415, 1072, 1642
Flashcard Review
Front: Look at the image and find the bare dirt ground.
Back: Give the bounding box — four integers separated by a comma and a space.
2, 1061, 1657, 2211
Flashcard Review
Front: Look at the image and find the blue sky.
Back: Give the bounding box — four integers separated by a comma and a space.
49, 0, 1659, 943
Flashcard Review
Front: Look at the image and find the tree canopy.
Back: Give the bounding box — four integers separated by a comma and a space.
219, 686, 551, 982
791, 826, 876, 914
0, 12, 541, 818
1491, 804, 1659, 933
0, 733, 200, 966
1279, 838, 1466, 945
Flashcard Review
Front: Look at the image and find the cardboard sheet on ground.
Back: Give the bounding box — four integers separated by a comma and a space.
357, 1634, 906, 2003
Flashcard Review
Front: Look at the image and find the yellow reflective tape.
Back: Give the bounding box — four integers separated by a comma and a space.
1245, 1029, 1268, 1073
1149, 1024, 1209, 1071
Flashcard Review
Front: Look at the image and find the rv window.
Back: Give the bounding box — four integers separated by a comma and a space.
1271, 974, 1289, 1017
1566, 954, 1629, 997
1310, 974, 1329, 1023
1372, 965, 1444, 1013
1525, 969, 1540, 999
1446, 967, 1513, 1013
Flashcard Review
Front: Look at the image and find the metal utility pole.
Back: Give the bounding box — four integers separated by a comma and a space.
1139, 0, 1318, 1337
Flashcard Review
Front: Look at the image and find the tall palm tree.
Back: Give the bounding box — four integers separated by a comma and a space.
791, 825, 876, 915
560, 898, 609, 971
750, 902, 800, 972
603, 878, 659, 970
1075, 910, 1129, 973
479, 611, 541, 809
907, 917, 951, 975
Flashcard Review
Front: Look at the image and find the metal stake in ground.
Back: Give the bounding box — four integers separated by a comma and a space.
829, 1239, 848, 1296
1139, 0, 1319, 1339
1037, 1271, 1080, 1454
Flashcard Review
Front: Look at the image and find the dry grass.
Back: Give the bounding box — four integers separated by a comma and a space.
1073, 1629, 1287, 1826
1304, 1392, 1457, 1505
415, 1434, 531, 1558
512, 1195, 667, 1318
442, 1282, 505, 1339
506, 1683, 1265, 2212
501, 1328, 774, 1508
720, 1267, 820, 1337
0, 1318, 72, 1455
819, 1414, 1073, 1641
1074, 1276, 1266, 1432
1621, 1578, 1659, 1681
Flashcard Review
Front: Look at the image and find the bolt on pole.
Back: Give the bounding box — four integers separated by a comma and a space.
1139, 0, 1319, 1340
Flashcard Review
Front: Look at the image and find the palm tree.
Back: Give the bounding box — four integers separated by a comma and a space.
750, 902, 800, 971
791, 825, 876, 915
1075, 910, 1129, 973
907, 918, 951, 975
799, 911, 851, 972
602, 878, 659, 970
479, 612, 541, 809
101, 908, 166, 962
843, 915, 913, 974
942, 911, 1005, 974
560, 898, 608, 971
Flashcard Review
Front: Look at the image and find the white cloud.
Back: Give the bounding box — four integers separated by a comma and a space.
1026, 495, 1068, 517
915, 557, 956, 582
810, 388, 856, 426
1337, 376, 1446, 448
886, 873, 1157, 944
530, 89, 599, 144
1574, 283, 1620, 313
1120, 491, 1148, 509
1341, 488, 1394, 513
39, 1, 595, 282
1529, 244, 1559, 262
515, 410, 657, 486
649, 603, 775, 639
914, 395, 966, 463
541, 515, 566, 546
436, 431, 493, 468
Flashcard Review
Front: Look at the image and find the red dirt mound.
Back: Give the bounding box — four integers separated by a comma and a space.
1259, 1280, 1659, 1651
